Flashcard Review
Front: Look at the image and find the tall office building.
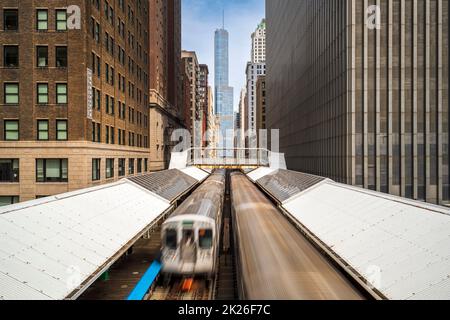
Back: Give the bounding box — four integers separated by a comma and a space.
199, 64, 210, 147
251, 19, 266, 64
238, 87, 247, 148
148, 0, 184, 171
246, 62, 266, 132
215, 27, 234, 155
181, 51, 201, 149
0, 1, 151, 204
266, 0, 449, 205
246, 20, 266, 135
256, 75, 267, 130
206, 86, 218, 150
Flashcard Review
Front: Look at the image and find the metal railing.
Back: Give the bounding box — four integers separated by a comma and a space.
186, 148, 271, 167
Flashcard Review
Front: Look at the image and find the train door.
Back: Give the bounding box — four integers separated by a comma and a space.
180, 229, 197, 264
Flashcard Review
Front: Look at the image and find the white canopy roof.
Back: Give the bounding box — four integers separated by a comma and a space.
0, 181, 171, 300
282, 181, 450, 300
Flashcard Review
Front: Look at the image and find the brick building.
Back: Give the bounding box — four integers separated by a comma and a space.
0, 0, 151, 204
198, 64, 209, 147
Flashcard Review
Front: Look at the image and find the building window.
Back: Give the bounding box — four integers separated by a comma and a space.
4, 120, 19, 141
4, 9, 18, 31
0, 159, 19, 182
96, 123, 101, 142
118, 158, 126, 176
110, 126, 115, 144
55, 10, 67, 31
36, 10, 48, 31
97, 56, 101, 76
37, 83, 48, 104
96, 89, 101, 110
0, 196, 19, 207
36, 159, 68, 183
144, 159, 148, 172
92, 158, 101, 181
36, 46, 48, 67
106, 158, 114, 179
56, 46, 67, 67
56, 120, 68, 140
105, 125, 109, 143
91, 121, 95, 142
137, 159, 142, 174
128, 158, 135, 175
4, 45, 19, 67
56, 83, 67, 104
37, 120, 49, 140
94, 21, 100, 42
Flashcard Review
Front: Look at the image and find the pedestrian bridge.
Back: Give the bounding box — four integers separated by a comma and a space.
177, 148, 287, 169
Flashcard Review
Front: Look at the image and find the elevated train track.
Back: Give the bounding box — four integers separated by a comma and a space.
230, 172, 365, 300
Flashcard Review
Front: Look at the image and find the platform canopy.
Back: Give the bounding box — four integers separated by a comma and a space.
0, 168, 208, 300
247, 168, 450, 300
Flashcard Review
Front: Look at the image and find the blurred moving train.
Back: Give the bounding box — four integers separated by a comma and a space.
230, 172, 363, 300
160, 170, 226, 277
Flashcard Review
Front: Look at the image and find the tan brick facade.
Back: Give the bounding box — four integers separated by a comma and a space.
0, 0, 151, 203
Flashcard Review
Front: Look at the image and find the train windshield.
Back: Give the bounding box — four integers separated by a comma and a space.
165, 229, 177, 250
199, 229, 213, 249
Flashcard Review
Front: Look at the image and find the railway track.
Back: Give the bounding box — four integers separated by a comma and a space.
149, 278, 212, 300
213, 181, 238, 300
230, 172, 365, 300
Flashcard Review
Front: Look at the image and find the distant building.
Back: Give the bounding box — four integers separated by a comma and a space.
251, 19, 266, 63
238, 88, 247, 149
199, 64, 210, 147
215, 27, 234, 155
181, 51, 201, 149
256, 76, 266, 130
246, 62, 266, 133
0, 1, 151, 204
266, 0, 450, 205
246, 19, 266, 137
206, 86, 217, 151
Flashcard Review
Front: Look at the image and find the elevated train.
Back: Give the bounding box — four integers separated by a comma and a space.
160, 170, 226, 277
230, 172, 364, 300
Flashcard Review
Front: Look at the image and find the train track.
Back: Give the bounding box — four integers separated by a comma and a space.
230, 172, 365, 300
213, 184, 238, 300
148, 278, 212, 300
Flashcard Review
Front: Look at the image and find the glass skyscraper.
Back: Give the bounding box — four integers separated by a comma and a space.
215, 28, 234, 156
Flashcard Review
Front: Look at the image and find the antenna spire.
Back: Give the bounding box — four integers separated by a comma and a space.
222, 9, 225, 29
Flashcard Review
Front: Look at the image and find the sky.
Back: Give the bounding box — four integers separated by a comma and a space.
182, 0, 265, 111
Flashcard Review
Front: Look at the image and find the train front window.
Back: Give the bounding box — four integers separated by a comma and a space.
199, 229, 213, 249
165, 229, 177, 250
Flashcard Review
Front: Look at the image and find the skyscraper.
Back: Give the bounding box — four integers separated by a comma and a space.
215, 26, 234, 155
251, 19, 266, 64
181, 51, 201, 149
246, 20, 266, 134
266, 0, 449, 205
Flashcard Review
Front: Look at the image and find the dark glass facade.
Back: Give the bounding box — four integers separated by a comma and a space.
266, 0, 449, 205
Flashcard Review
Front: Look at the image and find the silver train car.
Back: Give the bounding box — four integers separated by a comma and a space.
160, 170, 226, 277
